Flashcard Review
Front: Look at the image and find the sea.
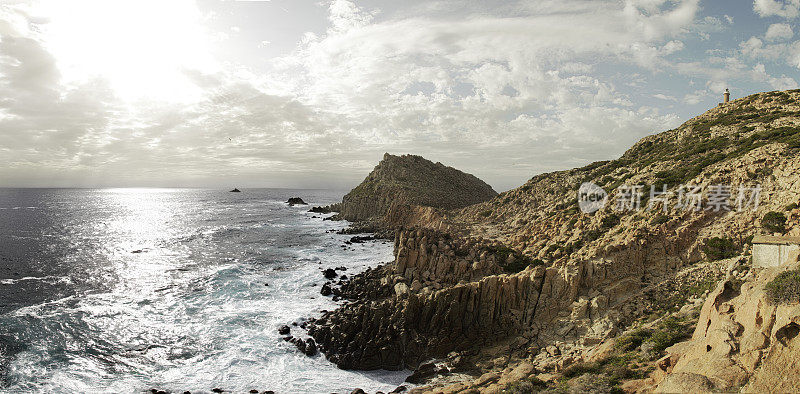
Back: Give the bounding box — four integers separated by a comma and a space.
0, 188, 408, 393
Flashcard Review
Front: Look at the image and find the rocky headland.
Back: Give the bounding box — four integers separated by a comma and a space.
325, 153, 498, 230
306, 90, 800, 393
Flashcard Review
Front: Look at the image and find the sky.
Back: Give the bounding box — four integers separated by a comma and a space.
0, 0, 799, 191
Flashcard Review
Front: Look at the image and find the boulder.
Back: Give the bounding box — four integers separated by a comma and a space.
309, 206, 331, 213
320, 283, 333, 296
323, 268, 337, 280
287, 197, 307, 206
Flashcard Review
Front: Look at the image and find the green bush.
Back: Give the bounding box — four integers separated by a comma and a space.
486, 244, 540, 273
651, 214, 670, 225
505, 376, 549, 393
702, 237, 739, 261
766, 269, 800, 304
615, 329, 652, 351
786, 202, 799, 211
602, 214, 621, 229
646, 317, 693, 353
762, 211, 788, 234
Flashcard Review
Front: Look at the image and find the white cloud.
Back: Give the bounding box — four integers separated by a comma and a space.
653, 93, 677, 101
765, 23, 794, 41
739, 36, 786, 60
753, 0, 800, 18
327, 0, 377, 32
683, 89, 707, 105
2, 0, 797, 190
661, 40, 685, 55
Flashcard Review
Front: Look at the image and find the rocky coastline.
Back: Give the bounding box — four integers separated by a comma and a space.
293, 90, 800, 393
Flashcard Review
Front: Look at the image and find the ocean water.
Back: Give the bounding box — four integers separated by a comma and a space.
0, 188, 407, 393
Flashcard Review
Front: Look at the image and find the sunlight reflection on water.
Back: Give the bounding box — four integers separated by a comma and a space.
0, 188, 409, 393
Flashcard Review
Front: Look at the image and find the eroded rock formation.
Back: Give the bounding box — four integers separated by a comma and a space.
306, 90, 800, 392
329, 153, 498, 223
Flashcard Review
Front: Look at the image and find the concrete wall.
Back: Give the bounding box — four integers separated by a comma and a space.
753, 243, 800, 268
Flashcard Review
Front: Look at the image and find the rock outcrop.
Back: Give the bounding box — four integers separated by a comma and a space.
305, 90, 800, 391
287, 197, 307, 206
330, 153, 497, 223
653, 257, 800, 393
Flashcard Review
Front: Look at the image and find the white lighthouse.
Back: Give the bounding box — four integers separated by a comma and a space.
724, 88, 730, 103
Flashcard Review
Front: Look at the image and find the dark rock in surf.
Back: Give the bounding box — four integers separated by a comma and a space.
351, 389, 366, 394
405, 362, 440, 384
278, 325, 290, 335
229, 188, 241, 193
304, 338, 318, 356
287, 197, 307, 206
322, 268, 337, 280
320, 283, 332, 296
309, 206, 331, 214
349, 235, 375, 243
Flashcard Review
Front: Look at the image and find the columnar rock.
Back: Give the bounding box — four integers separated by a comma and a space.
307, 90, 800, 390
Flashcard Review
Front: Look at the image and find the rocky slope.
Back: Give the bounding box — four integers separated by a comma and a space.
329, 153, 498, 223
306, 90, 800, 393
650, 255, 800, 393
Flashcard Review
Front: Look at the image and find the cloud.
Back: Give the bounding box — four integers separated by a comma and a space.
653, 93, 678, 101
1, 0, 797, 190
753, 0, 800, 18
765, 23, 794, 41
752, 63, 799, 89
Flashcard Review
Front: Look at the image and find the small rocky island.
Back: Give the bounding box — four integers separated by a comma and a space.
297, 90, 800, 393
287, 197, 307, 206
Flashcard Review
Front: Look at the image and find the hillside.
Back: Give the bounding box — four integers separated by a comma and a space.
330, 153, 498, 222
306, 90, 800, 393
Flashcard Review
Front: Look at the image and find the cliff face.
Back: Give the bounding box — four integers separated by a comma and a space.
332, 153, 498, 222
653, 258, 800, 393
307, 90, 800, 392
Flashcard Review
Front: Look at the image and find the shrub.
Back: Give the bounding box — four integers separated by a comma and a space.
486, 244, 538, 273
584, 229, 602, 242
766, 269, 800, 304
505, 376, 548, 393
651, 214, 670, 225
762, 211, 788, 234
602, 214, 621, 229
786, 202, 799, 211
646, 317, 693, 353
688, 278, 717, 297
702, 237, 739, 261
615, 329, 652, 351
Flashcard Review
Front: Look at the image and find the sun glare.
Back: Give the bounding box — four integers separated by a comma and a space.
32, 0, 218, 103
